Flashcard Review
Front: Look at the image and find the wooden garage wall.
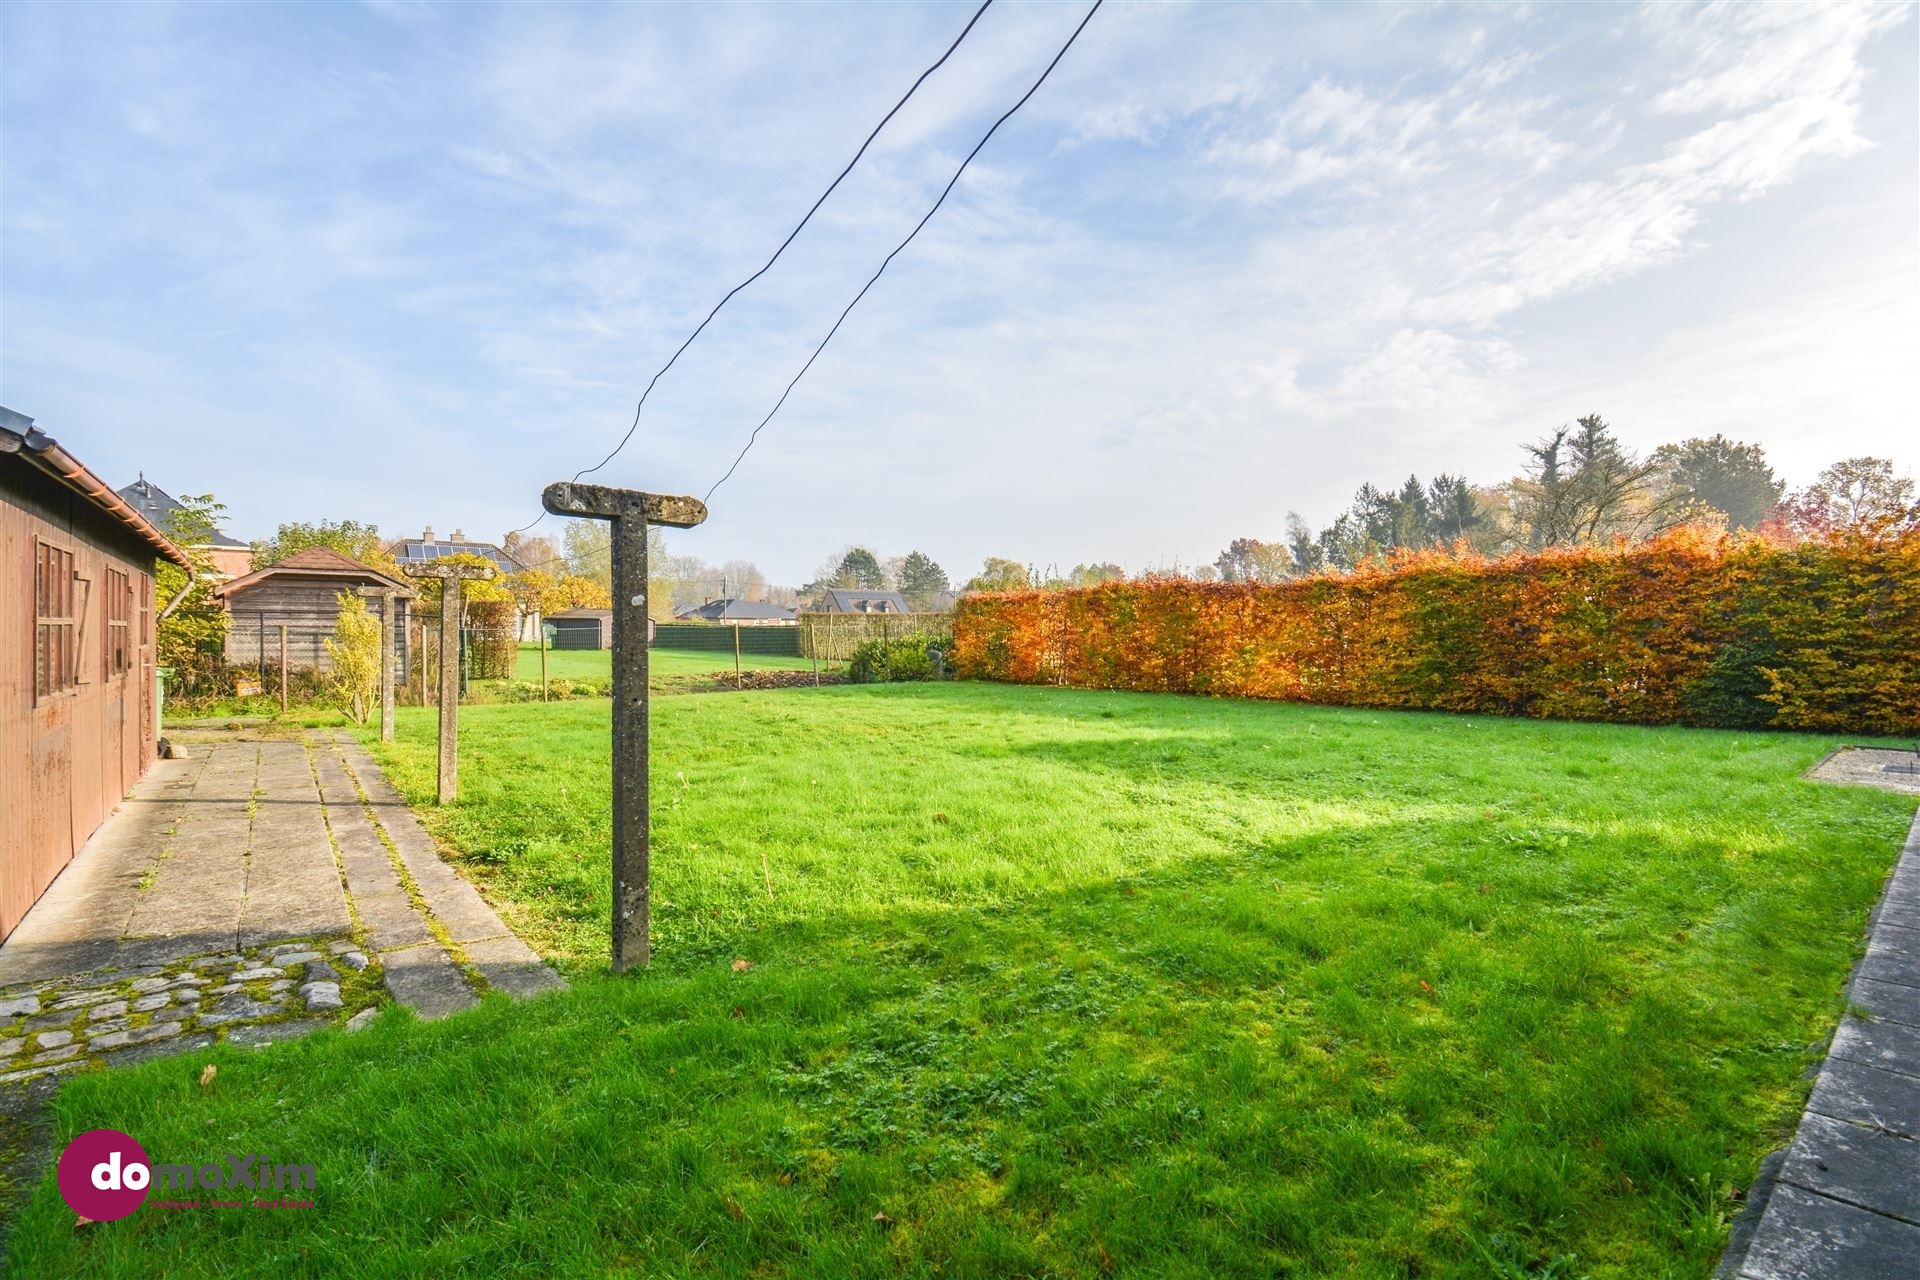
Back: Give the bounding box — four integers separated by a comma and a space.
2, 461, 159, 941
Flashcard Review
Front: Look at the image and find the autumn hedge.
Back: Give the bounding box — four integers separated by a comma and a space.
950, 528, 1920, 734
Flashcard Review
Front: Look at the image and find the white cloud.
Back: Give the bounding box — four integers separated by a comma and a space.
2, 1, 1913, 581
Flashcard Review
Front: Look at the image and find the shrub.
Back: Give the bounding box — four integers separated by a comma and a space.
849, 636, 945, 684
951, 527, 1920, 734
323, 591, 382, 723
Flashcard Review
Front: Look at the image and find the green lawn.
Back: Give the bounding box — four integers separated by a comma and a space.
513, 642, 821, 682
11, 684, 1914, 1278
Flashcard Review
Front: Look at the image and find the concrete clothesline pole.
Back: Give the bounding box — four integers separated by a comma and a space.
401, 561, 495, 804
541, 480, 707, 973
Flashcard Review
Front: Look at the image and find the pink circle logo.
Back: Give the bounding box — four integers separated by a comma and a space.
57, 1129, 151, 1221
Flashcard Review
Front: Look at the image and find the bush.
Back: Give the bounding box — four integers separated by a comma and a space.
849, 636, 945, 684
951, 527, 1920, 734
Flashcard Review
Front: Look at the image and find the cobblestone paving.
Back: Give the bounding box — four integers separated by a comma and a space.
0, 938, 378, 1084
0, 730, 563, 1090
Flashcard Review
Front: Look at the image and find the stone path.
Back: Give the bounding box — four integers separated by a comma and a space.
0, 731, 562, 1086
1722, 806, 1920, 1278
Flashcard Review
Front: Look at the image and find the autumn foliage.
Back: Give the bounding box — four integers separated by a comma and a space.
951, 527, 1920, 734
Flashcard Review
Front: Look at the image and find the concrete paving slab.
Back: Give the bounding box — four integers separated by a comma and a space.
1778, 1111, 1920, 1225
381, 944, 478, 1020
1739, 1182, 1920, 1278
464, 936, 566, 1000
0, 755, 203, 988
1853, 977, 1920, 1029
1829, 1016, 1920, 1079
1857, 923, 1920, 991
1809, 1050, 1920, 1140
238, 742, 352, 947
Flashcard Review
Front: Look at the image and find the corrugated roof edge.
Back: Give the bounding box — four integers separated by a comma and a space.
1, 410, 192, 569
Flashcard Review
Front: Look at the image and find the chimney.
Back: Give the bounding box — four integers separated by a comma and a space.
451, 528, 465, 541
422, 525, 435, 541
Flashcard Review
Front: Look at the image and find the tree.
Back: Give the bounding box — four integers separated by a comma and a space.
1801, 457, 1917, 531
502, 531, 563, 574
719, 559, 766, 600
253, 520, 398, 576
803, 546, 885, 601
1509, 414, 1679, 548
323, 590, 382, 723
1426, 474, 1486, 544
1065, 562, 1125, 587
561, 519, 612, 591
834, 547, 884, 590
897, 550, 950, 610
1653, 436, 1784, 531
963, 557, 1032, 593
1213, 538, 1292, 583
562, 518, 669, 617
154, 493, 231, 695
1285, 513, 1326, 575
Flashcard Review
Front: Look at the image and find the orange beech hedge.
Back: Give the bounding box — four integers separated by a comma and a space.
950, 527, 1920, 734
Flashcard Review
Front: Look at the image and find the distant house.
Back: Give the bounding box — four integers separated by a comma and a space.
214, 547, 410, 673
386, 526, 527, 576
4, 407, 190, 940
674, 598, 798, 625
817, 588, 912, 615
547, 608, 612, 650
116, 474, 252, 580
387, 526, 538, 638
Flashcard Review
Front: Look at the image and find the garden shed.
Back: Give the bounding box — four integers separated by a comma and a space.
1, 407, 190, 941
214, 547, 410, 673
548, 608, 613, 650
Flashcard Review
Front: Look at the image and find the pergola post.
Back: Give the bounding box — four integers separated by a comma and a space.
541, 480, 706, 972
356, 583, 414, 743
402, 561, 495, 804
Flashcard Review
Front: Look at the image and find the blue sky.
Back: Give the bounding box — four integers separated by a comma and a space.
3, 1, 1915, 584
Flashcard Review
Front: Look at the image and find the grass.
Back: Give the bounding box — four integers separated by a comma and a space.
513, 642, 819, 683
9, 683, 1914, 1278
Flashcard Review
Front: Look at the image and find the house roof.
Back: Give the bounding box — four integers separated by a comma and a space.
821, 588, 911, 614
214, 546, 408, 598
1, 408, 191, 569
388, 533, 525, 574
674, 598, 798, 622
115, 474, 248, 548
549, 608, 613, 620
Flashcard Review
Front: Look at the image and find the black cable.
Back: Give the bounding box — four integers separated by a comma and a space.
705, 0, 1104, 505
507, 0, 999, 540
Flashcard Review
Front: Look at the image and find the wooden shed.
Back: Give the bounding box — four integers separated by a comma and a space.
213, 547, 410, 673
2, 407, 190, 941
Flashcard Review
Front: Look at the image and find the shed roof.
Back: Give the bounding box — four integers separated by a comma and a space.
1, 407, 191, 569
549, 608, 613, 620
214, 546, 408, 598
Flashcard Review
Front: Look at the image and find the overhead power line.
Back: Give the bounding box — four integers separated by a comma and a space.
510, 0, 999, 539
703, 0, 1104, 505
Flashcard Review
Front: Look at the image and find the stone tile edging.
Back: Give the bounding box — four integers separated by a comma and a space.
1719, 807, 1920, 1279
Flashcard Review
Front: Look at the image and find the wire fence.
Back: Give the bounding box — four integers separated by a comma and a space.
797, 612, 953, 662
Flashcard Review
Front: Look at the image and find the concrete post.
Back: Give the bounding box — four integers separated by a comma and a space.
357, 584, 412, 743
541, 480, 706, 973
402, 561, 495, 804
